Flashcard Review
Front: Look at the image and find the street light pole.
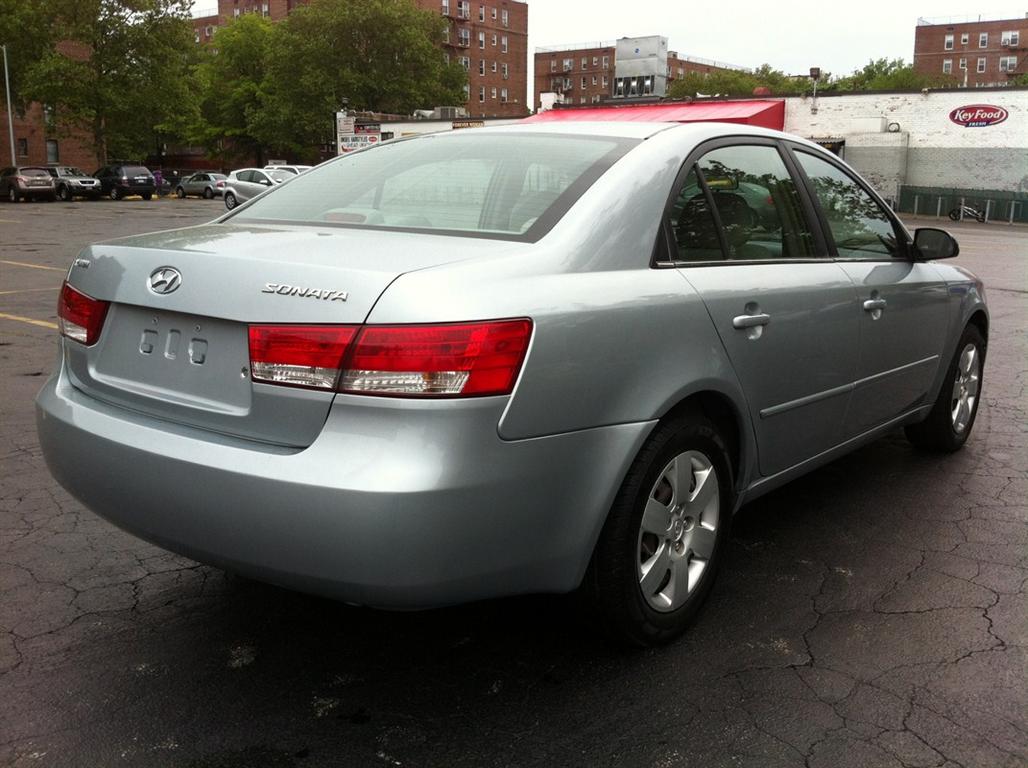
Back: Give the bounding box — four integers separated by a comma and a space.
1, 44, 15, 166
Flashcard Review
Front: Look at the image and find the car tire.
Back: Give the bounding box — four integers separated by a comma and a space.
905, 324, 986, 453
203, 187, 214, 199
584, 409, 733, 647
975, 212, 986, 223
176, 187, 186, 199
110, 187, 121, 201
142, 192, 153, 201
57, 185, 72, 202
224, 192, 237, 210
8, 186, 19, 203
948, 209, 961, 221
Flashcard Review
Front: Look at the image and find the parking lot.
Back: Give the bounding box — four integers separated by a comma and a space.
1, 198, 1025, 767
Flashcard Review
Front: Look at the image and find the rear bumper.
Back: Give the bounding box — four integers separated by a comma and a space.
36, 365, 652, 608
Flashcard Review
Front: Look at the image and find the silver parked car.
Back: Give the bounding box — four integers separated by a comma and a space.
36, 123, 988, 645
175, 172, 227, 199
222, 167, 290, 210
45, 166, 102, 201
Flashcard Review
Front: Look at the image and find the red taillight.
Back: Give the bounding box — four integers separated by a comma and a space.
216, 180, 225, 188
248, 325, 358, 389
246, 319, 532, 397
341, 319, 532, 397
58, 282, 110, 346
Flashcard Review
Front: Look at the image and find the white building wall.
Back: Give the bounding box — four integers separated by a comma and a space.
783, 89, 1028, 198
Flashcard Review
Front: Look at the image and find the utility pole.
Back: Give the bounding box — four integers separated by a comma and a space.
1, 45, 15, 166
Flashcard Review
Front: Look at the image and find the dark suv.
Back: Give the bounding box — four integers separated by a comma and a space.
94, 165, 156, 200
0, 166, 56, 202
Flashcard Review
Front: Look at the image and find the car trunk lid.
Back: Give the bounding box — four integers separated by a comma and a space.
62, 222, 505, 447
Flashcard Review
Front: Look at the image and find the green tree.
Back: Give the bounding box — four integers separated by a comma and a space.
254, 0, 466, 156
0, 0, 55, 111
831, 57, 953, 91
190, 14, 275, 165
24, 0, 197, 165
667, 63, 810, 100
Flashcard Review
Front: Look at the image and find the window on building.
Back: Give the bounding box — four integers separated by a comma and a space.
478, 31, 485, 48
46, 140, 59, 164
944, 33, 954, 50
977, 57, 987, 72
592, 75, 597, 85
563, 57, 572, 71
602, 55, 609, 68
602, 75, 608, 87
195, 30, 201, 43
549, 59, 556, 72
458, 27, 470, 46
441, 0, 449, 14
491, 86, 497, 99
491, 60, 497, 73
961, 32, 969, 45
959, 57, 966, 69
581, 76, 587, 88
478, 86, 485, 102
478, 4, 484, 21
261, 3, 268, 16
979, 32, 988, 47
488, 33, 494, 46
501, 8, 507, 26
500, 88, 508, 103
591, 94, 601, 103
502, 63, 508, 78
581, 57, 587, 69
16, 138, 27, 156
999, 55, 1018, 71
592, 56, 598, 66
479, 59, 485, 75
1001, 30, 1020, 46
580, 97, 586, 104
233, 7, 239, 16
501, 35, 508, 53
942, 59, 952, 74
462, 83, 470, 99
457, 0, 469, 19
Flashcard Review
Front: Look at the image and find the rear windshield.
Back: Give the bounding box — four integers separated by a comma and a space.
122, 166, 151, 176
23, 168, 50, 177
268, 170, 292, 183
229, 133, 637, 241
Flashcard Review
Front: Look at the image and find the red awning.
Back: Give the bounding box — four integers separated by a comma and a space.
523, 100, 785, 130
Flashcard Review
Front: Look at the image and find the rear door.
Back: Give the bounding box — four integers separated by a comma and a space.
789, 148, 950, 437
669, 139, 859, 477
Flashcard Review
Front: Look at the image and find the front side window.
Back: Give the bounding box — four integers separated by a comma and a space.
794, 151, 901, 260
669, 144, 816, 262
231, 134, 636, 241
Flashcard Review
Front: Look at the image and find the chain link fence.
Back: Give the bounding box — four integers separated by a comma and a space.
897, 185, 1028, 224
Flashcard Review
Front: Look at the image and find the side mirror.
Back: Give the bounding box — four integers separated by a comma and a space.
913, 228, 959, 260
260, 179, 272, 186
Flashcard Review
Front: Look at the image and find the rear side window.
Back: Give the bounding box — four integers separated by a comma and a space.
794, 151, 901, 260
670, 144, 816, 262
230, 133, 637, 241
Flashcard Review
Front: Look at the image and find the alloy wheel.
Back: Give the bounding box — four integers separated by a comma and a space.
637, 450, 720, 612
951, 343, 980, 434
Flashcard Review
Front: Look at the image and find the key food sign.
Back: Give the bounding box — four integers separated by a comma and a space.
949, 104, 1008, 128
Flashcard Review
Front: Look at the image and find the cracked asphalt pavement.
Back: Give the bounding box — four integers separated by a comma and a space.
1, 200, 1026, 768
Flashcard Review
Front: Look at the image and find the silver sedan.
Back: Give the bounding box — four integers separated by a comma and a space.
36, 122, 987, 645
175, 172, 227, 199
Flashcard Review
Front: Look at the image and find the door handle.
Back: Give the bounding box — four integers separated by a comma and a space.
732, 313, 771, 329
862, 298, 887, 312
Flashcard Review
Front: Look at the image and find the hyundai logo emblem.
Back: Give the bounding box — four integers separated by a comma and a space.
148, 267, 182, 295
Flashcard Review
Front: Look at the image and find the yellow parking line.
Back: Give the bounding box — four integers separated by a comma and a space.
0, 259, 64, 272
0, 218, 20, 224
0, 287, 59, 295
0, 312, 58, 330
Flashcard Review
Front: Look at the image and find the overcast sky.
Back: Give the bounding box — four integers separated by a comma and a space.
528, 2, 1027, 76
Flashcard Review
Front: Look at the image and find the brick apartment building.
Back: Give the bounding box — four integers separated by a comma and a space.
533, 39, 747, 109
913, 13, 1027, 86
192, 0, 529, 118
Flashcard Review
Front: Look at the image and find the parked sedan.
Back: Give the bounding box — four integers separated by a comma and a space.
222, 168, 290, 210
0, 166, 56, 202
175, 172, 227, 199
93, 164, 156, 200
36, 123, 987, 646
45, 166, 102, 201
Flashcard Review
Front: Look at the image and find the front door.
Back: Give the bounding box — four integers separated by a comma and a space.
791, 149, 951, 437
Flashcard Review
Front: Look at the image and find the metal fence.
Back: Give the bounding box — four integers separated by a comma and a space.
897, 185, 1028, 224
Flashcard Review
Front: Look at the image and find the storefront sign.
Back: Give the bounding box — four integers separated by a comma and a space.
948, 105, 1008, 128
